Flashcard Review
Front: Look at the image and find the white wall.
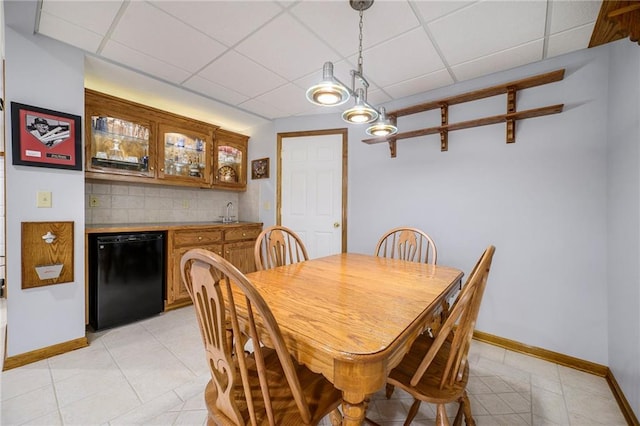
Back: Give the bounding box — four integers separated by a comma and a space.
4, 26, 86, 355
606, 39, 640, 417
273, 46, 611, 365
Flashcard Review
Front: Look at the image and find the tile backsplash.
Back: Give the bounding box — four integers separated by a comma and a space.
85, 180, 240, 224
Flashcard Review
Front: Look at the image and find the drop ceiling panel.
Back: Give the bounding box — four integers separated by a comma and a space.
101, 40, 192, 84
197, 50, 287, 98
238, 97, 288, 120
412, 1, 475, 23
182, 75, 249, 105
547, 24, 595, 58
40, 0, 122, 36
548, 0, 601, 34
110, 1, 227, 72
429, 1, 547, 66
152, 1, 284, 47
357, 27, 445, 87
38, 13, 104, 53
450, 39, 543, 82
291, 0, 419, 57
253, 83, 314, 116
383, 69, 455, 99
234, 13, 341, 80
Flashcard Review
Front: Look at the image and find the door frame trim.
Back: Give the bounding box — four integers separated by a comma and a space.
276, 128, 348, 253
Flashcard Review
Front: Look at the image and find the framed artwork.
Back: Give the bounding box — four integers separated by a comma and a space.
251, 157, 269, 179
11, 102, 82, 170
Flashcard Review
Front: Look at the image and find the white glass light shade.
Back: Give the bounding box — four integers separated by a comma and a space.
366, 107, 398, 136
306, 62, 350, 106
342, 89, 378, 123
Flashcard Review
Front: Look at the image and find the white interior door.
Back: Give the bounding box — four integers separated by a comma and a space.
278, 130, 347, 259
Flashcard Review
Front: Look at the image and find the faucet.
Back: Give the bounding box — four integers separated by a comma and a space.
224, 202, 234, 223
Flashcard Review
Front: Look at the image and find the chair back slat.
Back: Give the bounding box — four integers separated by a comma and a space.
183, 258, 245, 424
375, 227, 437, 264
255, 226, 309, 271
182, 249, 313, 425
410, 246, 495, 389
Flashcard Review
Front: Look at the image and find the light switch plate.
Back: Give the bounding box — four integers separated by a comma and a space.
37, 191, 52, 208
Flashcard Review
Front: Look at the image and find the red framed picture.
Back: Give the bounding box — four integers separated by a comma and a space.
11, 102, 82, 170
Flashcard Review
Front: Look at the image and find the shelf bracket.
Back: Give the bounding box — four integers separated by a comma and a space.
440, 104, 449, 152
388, 139, 397, 158
506, 87, 516, 143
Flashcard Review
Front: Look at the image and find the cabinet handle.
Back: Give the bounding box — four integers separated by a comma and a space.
242, 233, 246, 237
198, 236, 202, 240
160, 168, 164, 172
150, 166, 154, 171
226, 250, 230, 254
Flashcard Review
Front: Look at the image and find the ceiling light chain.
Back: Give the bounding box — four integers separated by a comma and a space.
305, 0, 398, 137
357, 8, 364, 74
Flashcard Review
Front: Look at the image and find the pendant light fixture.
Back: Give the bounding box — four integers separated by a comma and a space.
305, 0, 398, 137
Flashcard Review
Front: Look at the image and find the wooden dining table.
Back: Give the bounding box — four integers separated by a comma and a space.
243, 252, 464, 425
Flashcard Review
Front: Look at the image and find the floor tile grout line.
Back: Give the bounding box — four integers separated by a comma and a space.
46, 356, 66, 425
90, 332, 148, 424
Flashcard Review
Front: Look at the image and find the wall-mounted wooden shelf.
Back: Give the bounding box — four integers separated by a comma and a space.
362, 69, 565, 158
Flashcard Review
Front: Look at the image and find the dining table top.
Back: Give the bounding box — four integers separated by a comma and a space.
246, 252, 463, 357
243, 252, 464, 425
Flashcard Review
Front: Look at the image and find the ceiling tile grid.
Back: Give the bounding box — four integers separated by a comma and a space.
35, 0, 603, 122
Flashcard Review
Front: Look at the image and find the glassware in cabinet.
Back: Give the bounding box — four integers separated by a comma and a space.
214, 130, 248, 191
158, 124, 212, 186
88, 115, 153, 177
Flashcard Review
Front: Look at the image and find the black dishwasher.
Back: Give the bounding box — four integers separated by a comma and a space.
89, 232, 165, 331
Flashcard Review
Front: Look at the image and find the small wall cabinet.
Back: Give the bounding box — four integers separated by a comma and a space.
214, 129, 248, 191
85, 90, 248, 191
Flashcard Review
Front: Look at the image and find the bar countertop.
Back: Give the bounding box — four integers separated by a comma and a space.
86, 221, 262, 234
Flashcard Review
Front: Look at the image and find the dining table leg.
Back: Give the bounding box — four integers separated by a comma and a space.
341, 391, 367, 425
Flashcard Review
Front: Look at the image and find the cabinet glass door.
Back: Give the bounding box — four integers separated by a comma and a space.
216, 145, 243, 185
89, 116, 152, 176
159, 125, 211, 186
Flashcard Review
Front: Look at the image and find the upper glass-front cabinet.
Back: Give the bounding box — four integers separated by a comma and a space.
159, 124, 212, 187
88, 115, 153, 178
214, 129, 248, 191
85, 90, 249, 191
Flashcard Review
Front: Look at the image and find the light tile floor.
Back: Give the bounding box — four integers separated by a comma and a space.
0, 305, 627, 425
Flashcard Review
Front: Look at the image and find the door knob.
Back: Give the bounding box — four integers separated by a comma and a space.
333, 222, 340, 228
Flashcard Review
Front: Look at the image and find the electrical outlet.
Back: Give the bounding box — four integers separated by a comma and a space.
182, 199, 190, 209
89, 195, 99, 207
37, 191, 52, 208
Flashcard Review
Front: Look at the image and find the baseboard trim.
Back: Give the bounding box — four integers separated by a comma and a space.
606, 368, 640, 426
473, 330, 639, 426
473, 330, 607, 375
2, 336, 88, 371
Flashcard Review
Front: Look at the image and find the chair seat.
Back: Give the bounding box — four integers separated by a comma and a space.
205, 348, 342, 425
387, 333, 469, 404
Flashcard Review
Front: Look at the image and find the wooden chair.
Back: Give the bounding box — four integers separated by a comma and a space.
385, 245, 495, 426
374, 227, 437, 264
254, 225, 309, 271
181, 248, 342, 425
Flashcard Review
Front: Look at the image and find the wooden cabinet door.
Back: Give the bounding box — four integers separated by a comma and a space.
213, 129, 248, 191
168, 243, 223, 307
158, 123, 213, 188
85, 92, 156, 180
224, 240, 256, 274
